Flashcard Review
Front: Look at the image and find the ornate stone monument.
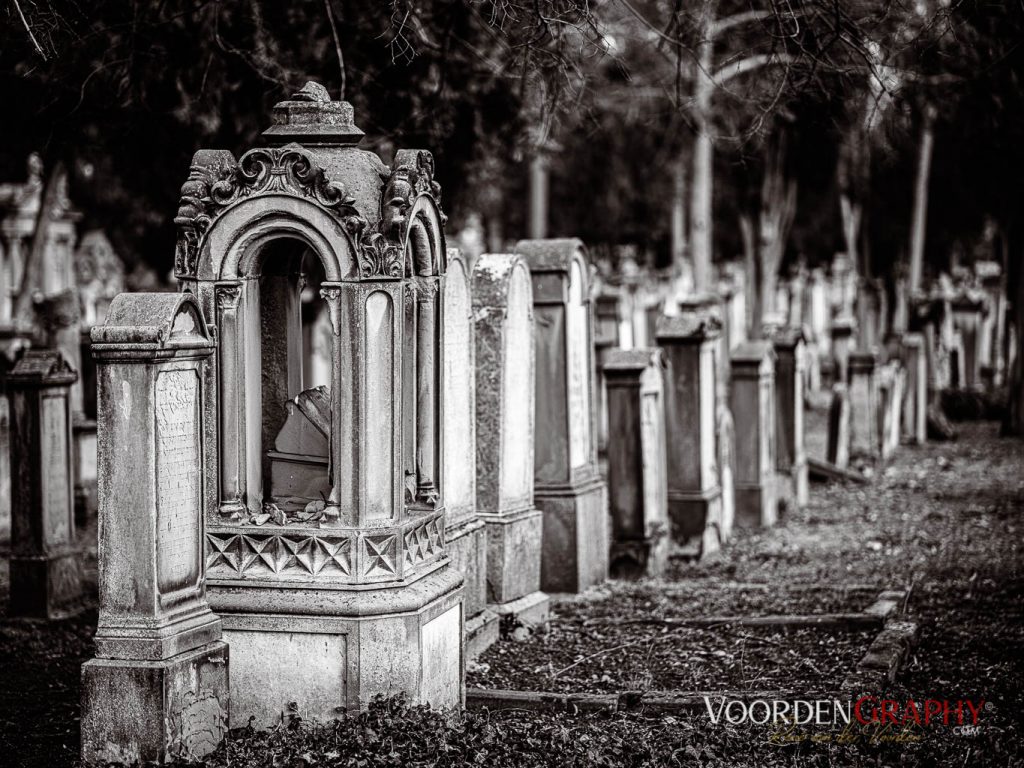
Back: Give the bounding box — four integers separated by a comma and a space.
516, 238, 608, 593
730, 341, 777, 528
473, 253, 549, 628
603, 349, 669, 578
82, 293, 228, 764
772, 328, 808, 510
443, 248, 495, 657
6, 349, 82, 618
656, 313, 723, 555
172, 83, 463, 725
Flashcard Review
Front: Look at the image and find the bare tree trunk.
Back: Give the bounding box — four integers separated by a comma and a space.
909, 106, 936, 294
690, 5, 715, 293
755, 145, 797, 333
739, 214, 757, 338
528, 152, 549, 239
671, 155, 688, 276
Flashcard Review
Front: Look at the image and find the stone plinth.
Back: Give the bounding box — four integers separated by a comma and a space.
82, 293, 228, 764
473, 254, 549, 629
771, 328, 808, 510
603, 349, 669, 578
849, 350, 880, 458
444, 250, 496, 658
827, 384, 851, 469
173, 85, 463, 725
516, 239, 608, 594
656, 313, 723, 555
6, 349, 82, 619
900, 333, 926, 444
730, 342, 777, 528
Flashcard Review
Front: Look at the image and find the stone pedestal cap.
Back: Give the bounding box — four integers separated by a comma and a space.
830, 316, 856, 336
769, 325, 806, 350
603, 348, 662, 377
731, 340, 775, 377
655, 313, 721, 343
91, 293, 214, 358
262, 82, 364, 145
6, 349, 77, 387
849, 348, 880, 371
514, 238, 587, 273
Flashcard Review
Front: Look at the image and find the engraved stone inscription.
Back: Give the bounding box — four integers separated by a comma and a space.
156, 368, 202, 593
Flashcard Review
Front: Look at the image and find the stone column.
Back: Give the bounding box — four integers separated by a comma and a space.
472, 254, 549, 629
82, 293, 228, 764
771, 328, 808, 510
593, 291, 622, 471
656, 313, 723, 555
730, 341, 777, 528
444, 251, 495, 658
516, 238, 608, 593
900, 333, 927, 444
213, 281, 247, 519
6, 349, 81, 618
603, 349, 669, 578
827, 384, 851, 468
848, 350, 880, 458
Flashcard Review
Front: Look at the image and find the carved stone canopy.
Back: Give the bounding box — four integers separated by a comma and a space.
7, 349, 77, 386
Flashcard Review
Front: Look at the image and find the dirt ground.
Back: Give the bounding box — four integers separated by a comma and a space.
0, 417, 1021, 767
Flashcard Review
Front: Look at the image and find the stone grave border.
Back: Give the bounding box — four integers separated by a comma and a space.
465, 588, 918, 715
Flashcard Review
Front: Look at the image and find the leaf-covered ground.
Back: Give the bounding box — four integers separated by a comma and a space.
0, 418, 1021, 766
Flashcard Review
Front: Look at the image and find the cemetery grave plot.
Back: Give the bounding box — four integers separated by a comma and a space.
468, 619, 875, 694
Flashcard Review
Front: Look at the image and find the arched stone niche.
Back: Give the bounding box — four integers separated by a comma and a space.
167, 87, 463, 724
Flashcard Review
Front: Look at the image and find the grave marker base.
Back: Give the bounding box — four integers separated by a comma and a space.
81, 641, 229, 765
538, 477, 608, 593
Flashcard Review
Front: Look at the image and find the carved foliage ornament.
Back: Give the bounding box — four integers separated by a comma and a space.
173, 143, 443, 280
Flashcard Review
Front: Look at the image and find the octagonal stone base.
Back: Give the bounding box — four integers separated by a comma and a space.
209, 565, 464, 728
81, 641, 229, 765
735, 481, 778, 529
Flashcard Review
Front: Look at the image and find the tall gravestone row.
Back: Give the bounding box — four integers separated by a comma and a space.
83, 84, 464, 758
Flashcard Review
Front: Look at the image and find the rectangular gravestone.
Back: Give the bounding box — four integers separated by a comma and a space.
849, 349, 880, 458
772, 328, 808, 510
827, 384, 851, 468
604, 349, 669, 578
656, 312, 723, 555
473, 254, 549, 630
730, 341, 777, 528
443, 250, 496, 657
7, 350, 82, 618
900, 333, 927, 444
81, 293, 228, 765
516, 239, 608, 594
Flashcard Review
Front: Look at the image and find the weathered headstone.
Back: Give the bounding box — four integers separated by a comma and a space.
516, 238, 608, 593
443, 249, 495, 657
772, 328, 808, 510
848, 350, 880, 458
82, 293, 228, 764
952, 294, 985, 390
604, 349, 669, 578
6, 349, 82, 618
900, 333, 927, 444
730, 341, 777, 528
472, 253, 549, 627
173, 84, 463, 724
656, 313, 723, 555
827, 383, 851, 468
593, 290, 622, 469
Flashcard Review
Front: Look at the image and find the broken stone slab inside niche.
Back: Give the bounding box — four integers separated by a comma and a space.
265, 385, 331, 520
